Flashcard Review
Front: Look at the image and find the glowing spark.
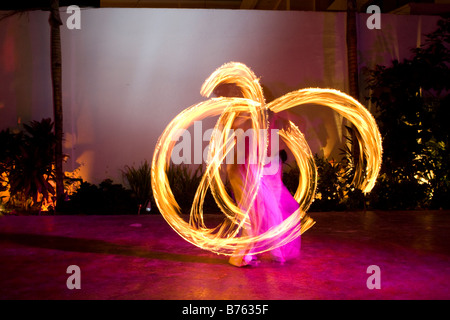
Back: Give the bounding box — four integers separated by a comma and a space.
151, 62, 382, 256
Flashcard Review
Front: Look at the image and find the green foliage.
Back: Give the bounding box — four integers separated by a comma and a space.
282, 152, 365, 212
0, 129, 21, 198
11, 119, 56, 203
166, 163, 219, 214
122, 160, 153, 214
309, 155, 345, 211
289, 18, 450, 211
0, 118, 56, 213
58, 163, 224, 215
366, 17, 450, 209
60, 179, 138, 215
367, 173, 428, 210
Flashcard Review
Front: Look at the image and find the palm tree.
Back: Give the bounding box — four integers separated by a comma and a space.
49, 0, 65, 210
346, 0, 359, 100
8, 118, 56, 213
346, 0, 361, 172
1, 1, 65, 211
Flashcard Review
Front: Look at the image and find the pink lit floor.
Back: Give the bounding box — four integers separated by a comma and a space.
0, 211, 449, 300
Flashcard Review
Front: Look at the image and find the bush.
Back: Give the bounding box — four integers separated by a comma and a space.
166, 163, 221, 214
59, 179, 139, 215
122, 160, 153, 214
365, 17, 450, 209
0, 119, 56, 214
282, 153, 366, 212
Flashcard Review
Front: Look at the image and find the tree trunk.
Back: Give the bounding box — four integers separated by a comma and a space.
346, 0, 359, 99
346, 0, 362, 189
49, 0, 64, 211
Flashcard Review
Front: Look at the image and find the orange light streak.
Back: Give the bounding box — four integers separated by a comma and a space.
151, 62, 382, 256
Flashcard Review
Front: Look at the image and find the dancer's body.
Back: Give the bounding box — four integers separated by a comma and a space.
227, 112, 301, 267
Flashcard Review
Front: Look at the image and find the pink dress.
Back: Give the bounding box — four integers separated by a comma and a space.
228, 116, 301, 266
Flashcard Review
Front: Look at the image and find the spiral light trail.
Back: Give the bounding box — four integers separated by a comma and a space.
151, 62, 382, 256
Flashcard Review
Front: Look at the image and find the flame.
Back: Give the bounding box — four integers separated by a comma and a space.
151, 62, 382, 256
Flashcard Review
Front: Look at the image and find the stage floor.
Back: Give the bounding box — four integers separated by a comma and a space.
0, 211, 449, 300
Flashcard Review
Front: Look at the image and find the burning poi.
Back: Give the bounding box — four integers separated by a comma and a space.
151, 62, 382, 266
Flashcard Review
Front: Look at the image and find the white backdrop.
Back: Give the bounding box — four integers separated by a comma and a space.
0, 9, 440, 184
